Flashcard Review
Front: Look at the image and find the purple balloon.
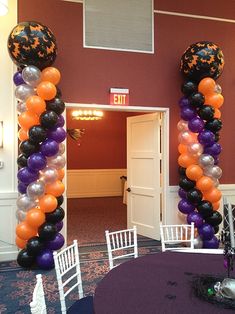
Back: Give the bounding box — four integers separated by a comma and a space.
56, 115, 65, 127
204, 143, 222, 156
179, 97, 190, 107
17, 167, 39, 185
198, 130, 215, 146
178, 199, 195, 214
13, 71, 25, 86
180, 106, 197, 121
36, 249, 54, 270
27, 152, 47, 171
178, 188, 187, 199
47, 127, 66, 143
188, 117, 205, 133
40, 139, 59, 157
56, 221, 64, 232
203, 235, 219, 249
46, 233, 65, 250
198, 223, 214, 240
187, 211, 203, 228
18, 182, 28, 194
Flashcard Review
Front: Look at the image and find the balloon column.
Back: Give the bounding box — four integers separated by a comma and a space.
178, 41, 225, 249
8, 21, 66, 269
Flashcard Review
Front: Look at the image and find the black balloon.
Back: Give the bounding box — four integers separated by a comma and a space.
26, 236, 44, 256
19, 140, 39, 157
187, 188, 203, 205
46, 97, 65, 115
40, 110, 59, 129
205, 119, 222, 133
38, 222, 57, 240
17, 154, 28, 168
197, 200, 213, 218
178, 167, 186, 176
181, 81, 197, 96
179, 176, 195, 191
189, 92, 205, 108
213, 225, 220, 234
17, 249, 35, 268
56, 87, 62, 98
198, 105, 215, 121
56, 195, 64, 206
46, 207, 65, 223
214, 132, 220, 142
28, 125, 47, 144
205, 211, 223, 226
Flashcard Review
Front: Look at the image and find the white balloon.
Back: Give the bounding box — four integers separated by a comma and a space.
47, 154, 66, 170
22, 65, 41, 87
27, 180, 45, 200
177, 120, 188, 132
16, 209, 27, 222
17, 102, 27, 114
198, 154, 215, 168
16, 194, 37, 212
15, 84, 35, 102
40, 166, 58, 184
188, 142, 203, 156
58, 143, 65, 154
204, 165, 222, 180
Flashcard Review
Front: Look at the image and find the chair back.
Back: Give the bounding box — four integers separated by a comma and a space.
105, 226, 138, 269
53, 240, 83, 314
30, 274, 47, 314
160, 223, 195, 252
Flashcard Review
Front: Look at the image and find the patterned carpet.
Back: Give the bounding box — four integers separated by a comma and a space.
0, 237, 162, 314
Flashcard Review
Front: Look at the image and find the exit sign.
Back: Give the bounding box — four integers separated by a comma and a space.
109, 88, 129, 105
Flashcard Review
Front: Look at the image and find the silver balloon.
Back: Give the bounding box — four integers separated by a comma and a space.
188, 142, 203, 156
58, 143, 65, 154
211, 177, 220, 188
15, 84, 35, 102
40, 166, 58, 184
22, 65, 41, 87
16, 194, 37, 212
204, 165, 222, 180
177, 120, 188, 132
17, 102, 27, 114
193, 236, 203, 248
178, 131, 196, 145
47, 154, 66, 169
15, 209, 27, 222
215, 84, 222, 94
26, 180, 45, 200
198, 154, 215, 169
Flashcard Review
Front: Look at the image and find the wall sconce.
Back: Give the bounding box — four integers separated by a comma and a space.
0, 121, 3, 148
72, 110, 104, 121
0, 0, 8, 16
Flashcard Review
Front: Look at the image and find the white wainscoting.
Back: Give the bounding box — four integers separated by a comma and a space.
67, 169, 127, 198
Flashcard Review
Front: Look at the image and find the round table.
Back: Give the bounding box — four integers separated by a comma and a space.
94, 251, 233, 314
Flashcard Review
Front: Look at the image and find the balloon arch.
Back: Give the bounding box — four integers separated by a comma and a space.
178, 41, 225, 249
8, 21, 66, 269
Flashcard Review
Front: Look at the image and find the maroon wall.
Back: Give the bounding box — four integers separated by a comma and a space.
18, 0, 235, 184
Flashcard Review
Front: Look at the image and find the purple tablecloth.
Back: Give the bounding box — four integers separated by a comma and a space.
94, 252, 233, 314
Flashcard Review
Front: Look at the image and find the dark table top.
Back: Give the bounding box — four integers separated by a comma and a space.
94, 251, 234, 314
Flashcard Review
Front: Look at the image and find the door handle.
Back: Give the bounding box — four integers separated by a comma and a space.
126, 187, 131, 192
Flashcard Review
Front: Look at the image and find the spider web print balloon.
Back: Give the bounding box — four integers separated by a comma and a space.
8, 21, 57, 70
180, 41, 224, 82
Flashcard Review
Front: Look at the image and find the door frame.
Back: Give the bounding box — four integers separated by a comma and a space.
65, 103, 170, 244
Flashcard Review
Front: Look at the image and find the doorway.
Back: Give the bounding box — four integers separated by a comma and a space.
65, 104, 169, 246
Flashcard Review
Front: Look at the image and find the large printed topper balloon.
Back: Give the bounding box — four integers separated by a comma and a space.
8, 21, 57, 69
180, 41, 224, 82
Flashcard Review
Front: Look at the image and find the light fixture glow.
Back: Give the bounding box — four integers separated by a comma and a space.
0, 121, 3, 148
0, 0, 8, 16
72, 109, 104, 121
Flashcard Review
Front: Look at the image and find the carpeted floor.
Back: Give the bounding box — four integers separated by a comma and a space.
0, 238, 161, 313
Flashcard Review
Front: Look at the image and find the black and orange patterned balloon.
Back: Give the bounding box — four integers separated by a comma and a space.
8, 21, 57, 70
180, 41, 224, 82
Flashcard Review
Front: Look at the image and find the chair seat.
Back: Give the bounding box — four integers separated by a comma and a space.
67, 296, 94, 314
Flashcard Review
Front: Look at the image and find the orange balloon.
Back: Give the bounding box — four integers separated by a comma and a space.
26, 95, 46, 115
41, 67, 61, 85
15, 236, 27, 249
214, 108, 221, 119
18, 128, 29, 141
26, 208, 45, 228
36, 81, 57, 101
18, 111, 39, 130
178, 153, 197, 168
16, 222, 37, 240
57, 168, 65, 181
198, 77, 216, 96
186, 164, 203, 181
39, 194, 58, 213
212, 201, 221, 211
203, 188, 222, 203
45, 180, 65, 197
196, 176, 214, 192
205, 93, 224, 109
178, 144, 187, 154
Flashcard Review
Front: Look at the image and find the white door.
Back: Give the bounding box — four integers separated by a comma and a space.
127, 113, 162, 240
